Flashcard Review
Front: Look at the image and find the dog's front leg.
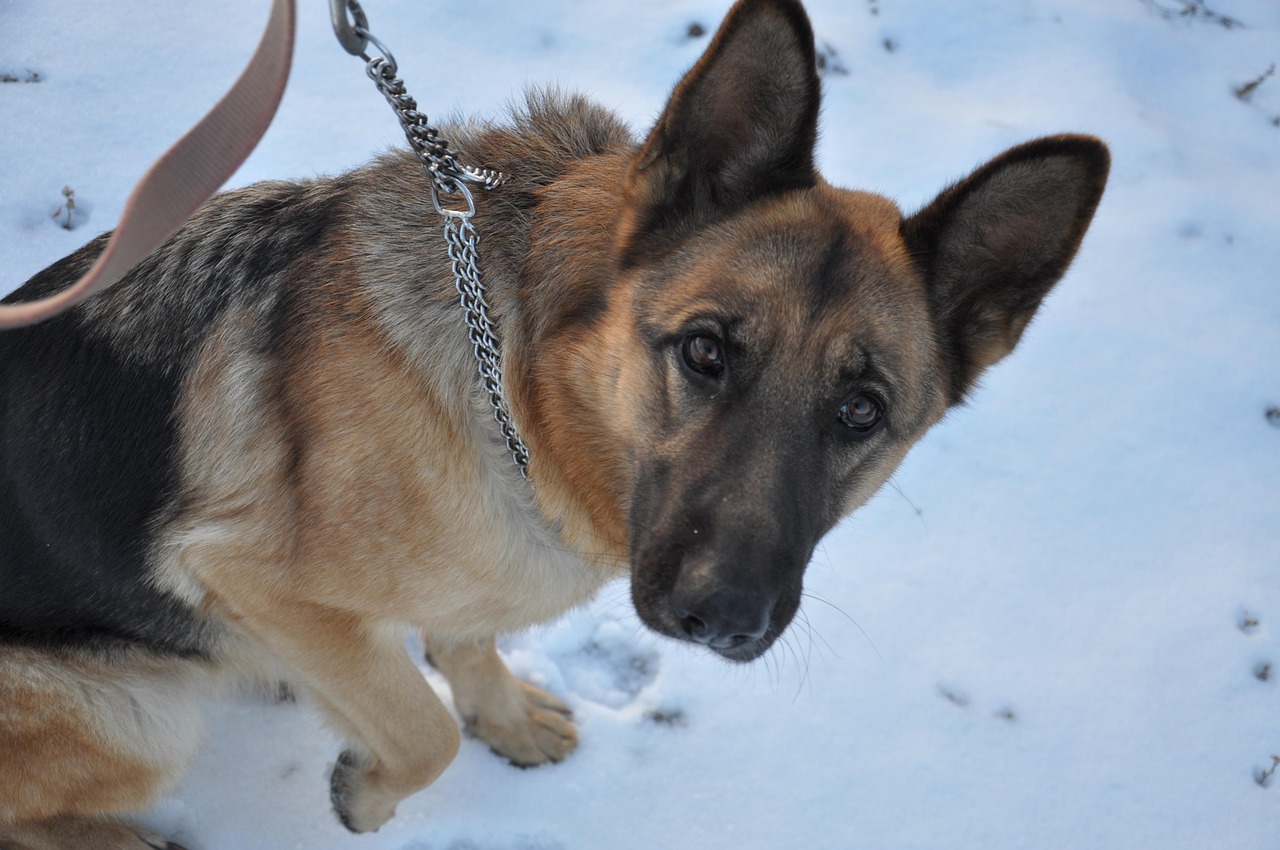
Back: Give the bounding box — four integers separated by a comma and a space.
424, 635, 576, 767
229, 600, 460, 833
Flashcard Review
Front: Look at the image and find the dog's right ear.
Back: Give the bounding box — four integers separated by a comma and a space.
617, 0, 821, 265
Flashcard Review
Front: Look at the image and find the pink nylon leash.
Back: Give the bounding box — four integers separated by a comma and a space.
0, 0, 297, 329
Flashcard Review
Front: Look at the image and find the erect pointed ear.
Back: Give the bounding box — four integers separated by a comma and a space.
618, 0, 821, 264
902, 135, 1110, 402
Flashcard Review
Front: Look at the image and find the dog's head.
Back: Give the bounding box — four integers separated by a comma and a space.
533, 0, 1108, 662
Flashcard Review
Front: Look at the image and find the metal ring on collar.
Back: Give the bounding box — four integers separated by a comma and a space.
357, 29, 398, 74
431, 181, 476, 219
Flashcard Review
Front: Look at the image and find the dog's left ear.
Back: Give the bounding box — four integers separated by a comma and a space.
902, 135, 1110, 402
619, 0, 820, 263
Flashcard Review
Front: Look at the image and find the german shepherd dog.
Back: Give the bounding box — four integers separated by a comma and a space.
0, 0, 1108, 846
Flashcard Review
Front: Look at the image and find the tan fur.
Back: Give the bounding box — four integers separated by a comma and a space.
518, 153, 636, 556
0, 648, 200, 824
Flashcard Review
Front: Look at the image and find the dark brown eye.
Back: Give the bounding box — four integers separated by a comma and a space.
839, 394, 883, 433
682, 334, 724, 376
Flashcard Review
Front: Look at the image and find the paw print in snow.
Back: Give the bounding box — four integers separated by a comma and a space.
556, 619, 659, 709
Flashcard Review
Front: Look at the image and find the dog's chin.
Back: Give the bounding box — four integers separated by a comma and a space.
633, 607, 777, 663
706, 636, 773, 664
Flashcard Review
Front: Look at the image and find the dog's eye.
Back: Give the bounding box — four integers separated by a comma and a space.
682, 334, 725, 376
839, 394, 883, 433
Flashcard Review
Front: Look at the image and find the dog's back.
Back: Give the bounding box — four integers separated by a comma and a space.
1, 246, 204, 655
0, 177, 353, 658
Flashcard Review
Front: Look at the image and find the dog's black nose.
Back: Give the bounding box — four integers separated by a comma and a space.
673, 589, 771, 650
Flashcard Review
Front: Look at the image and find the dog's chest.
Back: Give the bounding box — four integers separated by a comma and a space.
283, 398, 616, 638
175, 298, 621, 640
353, 467, 615, 638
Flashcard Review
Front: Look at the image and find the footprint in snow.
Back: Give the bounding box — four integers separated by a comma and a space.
1238, 607, 1273, 682
937, 683, 1017, 723
1236, 607, 1278, 787
553, 618, 660, 709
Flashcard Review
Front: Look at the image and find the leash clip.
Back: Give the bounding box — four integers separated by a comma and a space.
330, 0, 369, 57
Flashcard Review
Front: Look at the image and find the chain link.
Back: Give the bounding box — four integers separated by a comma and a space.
444, 216, 531, 476
361, 42, 506, 196
333, 0, 529, 478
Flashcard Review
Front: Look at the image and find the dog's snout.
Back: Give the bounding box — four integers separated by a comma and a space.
672, 587, 772, 650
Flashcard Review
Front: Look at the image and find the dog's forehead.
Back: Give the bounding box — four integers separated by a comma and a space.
650, 187, 929, 356
736, 188, 912, 308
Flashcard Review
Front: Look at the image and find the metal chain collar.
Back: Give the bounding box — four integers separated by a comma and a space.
443, 216, 531, 474
330, 0, 530, 478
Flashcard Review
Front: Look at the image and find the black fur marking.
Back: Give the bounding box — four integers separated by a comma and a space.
89, 179, 349, 368
537, 286, 610, 339
805, 225, 855, 316
0, 304, 206, 655
628, 360, 832, 661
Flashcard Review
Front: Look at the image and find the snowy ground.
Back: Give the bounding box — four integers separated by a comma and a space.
3, 0, 1278, 848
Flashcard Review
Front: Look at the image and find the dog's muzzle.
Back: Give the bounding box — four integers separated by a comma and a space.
671, 582, 773, 653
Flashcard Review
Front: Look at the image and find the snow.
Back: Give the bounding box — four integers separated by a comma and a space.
2, 0, 1278, 847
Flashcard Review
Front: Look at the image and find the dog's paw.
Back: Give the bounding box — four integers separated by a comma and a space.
464, 680, 577, 767
329, 750, 396, 834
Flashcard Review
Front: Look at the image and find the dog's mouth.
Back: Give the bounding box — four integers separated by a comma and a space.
636, 608, 781, 662
636, 604, 780, 662
629, 561, 801, 664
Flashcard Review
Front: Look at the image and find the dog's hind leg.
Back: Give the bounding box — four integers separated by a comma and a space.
0, 647, 202, 850
424, 635, 576, 767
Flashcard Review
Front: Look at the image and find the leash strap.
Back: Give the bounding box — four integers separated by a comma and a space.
0, 0, 297, 329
